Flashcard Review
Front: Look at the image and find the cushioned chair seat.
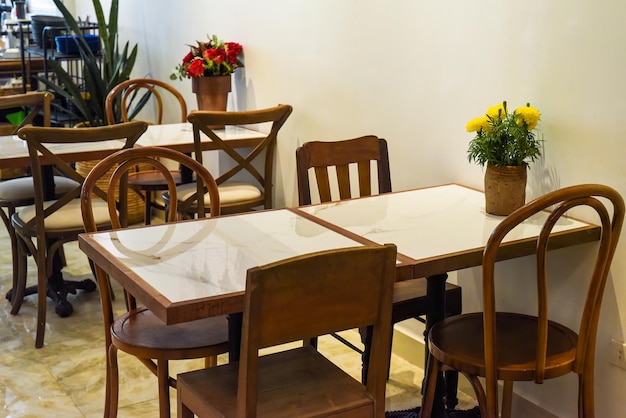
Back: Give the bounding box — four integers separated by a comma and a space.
160, 181, 262, 206
15, 199, 111, 230
0, 176, 79, 200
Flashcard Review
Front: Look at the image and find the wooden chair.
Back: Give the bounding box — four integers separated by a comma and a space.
171, 104, 293, 216
81, 146, 229, 418
105, 77, 187, 223
421, 184, 625, 418
295, 136, 463, 395
0, 92, 79, 312
10, 121, 148, 348
177, 244, 398, 418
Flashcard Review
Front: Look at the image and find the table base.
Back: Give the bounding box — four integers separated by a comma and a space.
6, 270, 97, 317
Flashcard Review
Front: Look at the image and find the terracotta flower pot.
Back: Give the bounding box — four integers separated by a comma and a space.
484, 164, 527, 216
191, 75, 232, 129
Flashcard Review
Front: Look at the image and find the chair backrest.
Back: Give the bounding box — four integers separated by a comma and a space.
481, 184, 624, 405
0, 91, 53, 135
81, 146, 222, 230
237, 243, 397, 416
16, 121, 148, 237
295, 136, 391, 205
187, 104, 293, 211
105, 78, 187, 124
81, 146, 221, 333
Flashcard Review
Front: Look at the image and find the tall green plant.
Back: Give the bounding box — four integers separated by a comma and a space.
38, 0, 138, 126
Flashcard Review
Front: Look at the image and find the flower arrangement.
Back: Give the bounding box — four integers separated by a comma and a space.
170, 34, 243, 80
466, 101, 542, 167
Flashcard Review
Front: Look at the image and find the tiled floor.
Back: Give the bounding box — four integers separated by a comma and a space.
0, 224, 471, 417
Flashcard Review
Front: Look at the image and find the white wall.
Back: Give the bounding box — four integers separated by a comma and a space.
74, 1, 626, 417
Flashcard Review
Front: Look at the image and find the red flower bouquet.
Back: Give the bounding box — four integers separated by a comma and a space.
170, 35, 243, 80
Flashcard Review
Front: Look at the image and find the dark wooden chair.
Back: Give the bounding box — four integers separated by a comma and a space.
421, 184, 625, 418
10, 121, 148, 348
0, 92, 79, 312
81, 146, 229, 418
171, 104, 293, 216
295, 136, 463, 398
105, 77, 187, 223
177, 244, 398, 418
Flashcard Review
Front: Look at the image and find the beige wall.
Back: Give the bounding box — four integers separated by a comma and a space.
74, 1, 626, 416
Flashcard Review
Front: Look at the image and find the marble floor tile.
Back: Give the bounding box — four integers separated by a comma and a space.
0, 224, 473, 417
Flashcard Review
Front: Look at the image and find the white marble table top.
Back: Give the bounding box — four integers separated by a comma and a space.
296, 184, 599, 277
0, 123, 265, 169
0, 134, 127, 169
136, 123, 267, 152
79, 209, 366, 324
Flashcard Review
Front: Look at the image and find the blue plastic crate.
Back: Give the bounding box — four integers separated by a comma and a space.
55, 34, 100, 55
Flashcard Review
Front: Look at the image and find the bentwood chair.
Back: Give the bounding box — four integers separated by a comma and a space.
105, 78, 187, 223
295, 136, 462, 395
81, 146, 229, 418
0, 92, 79, 312
169, 104, 293, 217
177, 244, 398, 418
421, 184, 625, 418
10, 121, 148, 348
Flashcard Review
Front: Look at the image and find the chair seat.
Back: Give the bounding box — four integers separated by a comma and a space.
178, 345, 374, 417
112, 307, 229, 356
157, 181, 262, 209
175, 181, 262, 205
428, 312, 578, 381
0, 176, 79, 202
128, 170, 182, 190
14, 198, 111, 231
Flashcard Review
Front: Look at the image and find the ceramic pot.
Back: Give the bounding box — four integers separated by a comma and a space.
191, 75, 231, 129
484, 164, 527, 216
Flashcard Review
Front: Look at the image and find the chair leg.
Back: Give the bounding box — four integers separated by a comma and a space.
204, 355, 217, 368
10, 236, 28, 315
463, 372, 489, 418
0, 206, 19, 301
580, 371, 595, 418
157, 360, 171, 418
501, 380, 513, 418
420, 353, 442, 418
35, 253, 47, 349
178, 383, 194, 418
107, 343, 120, 418
144, 190, 153, 225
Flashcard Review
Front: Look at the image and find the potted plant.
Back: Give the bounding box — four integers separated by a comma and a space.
170, 34, 242, 115
38, 0, 138, 126
466, 101, 542, 215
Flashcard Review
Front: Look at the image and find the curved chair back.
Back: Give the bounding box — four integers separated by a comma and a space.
105, 78, 187, 124
81, 146, 221, 231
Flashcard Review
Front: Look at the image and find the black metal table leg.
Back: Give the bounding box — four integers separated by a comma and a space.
419, 273, 449, 418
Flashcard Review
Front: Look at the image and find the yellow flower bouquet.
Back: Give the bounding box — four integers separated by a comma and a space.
466, 101, 541, 167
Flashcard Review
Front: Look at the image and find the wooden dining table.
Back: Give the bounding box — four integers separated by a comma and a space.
78, 183, 601, 417
0, 122, 266, 316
